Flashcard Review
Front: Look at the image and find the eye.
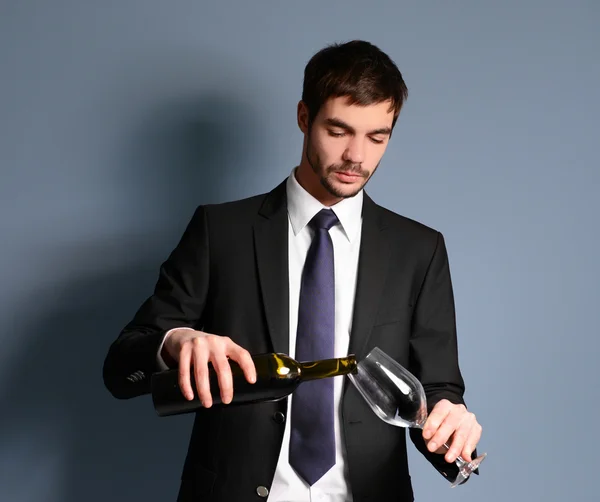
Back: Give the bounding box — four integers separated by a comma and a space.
370, 137, 385, 144
328, 130, 346, 138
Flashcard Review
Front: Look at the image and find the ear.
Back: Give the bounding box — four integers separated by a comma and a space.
297, 100, 309, 134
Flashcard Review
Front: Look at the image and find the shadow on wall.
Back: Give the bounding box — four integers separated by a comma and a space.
0, 92, 265, 502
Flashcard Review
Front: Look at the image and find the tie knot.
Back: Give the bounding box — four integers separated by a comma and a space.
309, 209, 339, 231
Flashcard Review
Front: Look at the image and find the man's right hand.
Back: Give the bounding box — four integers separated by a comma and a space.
162, 329, 256, 407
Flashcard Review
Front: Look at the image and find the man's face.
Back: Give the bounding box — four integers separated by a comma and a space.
303, 96, 395, 200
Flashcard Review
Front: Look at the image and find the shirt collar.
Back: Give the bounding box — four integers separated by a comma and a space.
286, 167, 363, 243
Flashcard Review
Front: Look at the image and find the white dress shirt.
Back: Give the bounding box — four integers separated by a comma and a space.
157, 168, 363, 501
267, 169, 362, 502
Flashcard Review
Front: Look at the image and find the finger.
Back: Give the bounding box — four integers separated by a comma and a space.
211, 350, 234, 404
178, 342, 194, 400
423, 399, 452, 440
228, 344, 256, 384
427, 404, 467, 453
461, 421, 482, 463
444, 414, 475, 463
191, 338, 212, 407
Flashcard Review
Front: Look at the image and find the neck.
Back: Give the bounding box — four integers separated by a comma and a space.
299, 356, 357, 381
294, 162, 342, 207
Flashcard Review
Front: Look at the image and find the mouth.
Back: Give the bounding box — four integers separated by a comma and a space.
334, 171, 364, 183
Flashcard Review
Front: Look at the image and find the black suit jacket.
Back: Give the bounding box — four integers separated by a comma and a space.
103, 179, 472, 501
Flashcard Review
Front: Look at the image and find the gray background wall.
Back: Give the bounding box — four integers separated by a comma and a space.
1, 1, 598, 501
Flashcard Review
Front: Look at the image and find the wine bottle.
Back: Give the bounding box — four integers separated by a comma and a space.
151, 352, 357, 417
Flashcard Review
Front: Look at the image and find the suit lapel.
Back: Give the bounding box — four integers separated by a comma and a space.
254, 183, 389, 360
347, 193, 390, 360
254, 180, 290, 355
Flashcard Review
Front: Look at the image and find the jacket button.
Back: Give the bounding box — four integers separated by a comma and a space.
256, 485, 269, 498
272, 412, 285, 424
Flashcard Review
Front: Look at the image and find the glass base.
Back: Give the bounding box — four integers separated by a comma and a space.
450, 452, 487, 488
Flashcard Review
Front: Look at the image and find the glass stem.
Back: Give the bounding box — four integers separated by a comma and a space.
415, 424, 469, 468
442, 442, 468, 468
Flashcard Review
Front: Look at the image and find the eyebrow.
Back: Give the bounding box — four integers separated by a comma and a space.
325, 117, 392, 136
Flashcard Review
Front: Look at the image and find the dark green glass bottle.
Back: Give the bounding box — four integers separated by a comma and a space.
151, 352, 357, 417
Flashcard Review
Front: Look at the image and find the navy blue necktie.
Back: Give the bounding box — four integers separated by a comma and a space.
289, 208, 339, 486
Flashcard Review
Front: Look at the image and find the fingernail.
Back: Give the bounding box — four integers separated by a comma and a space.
423, 430, 431, 439
429, 442, 437, 451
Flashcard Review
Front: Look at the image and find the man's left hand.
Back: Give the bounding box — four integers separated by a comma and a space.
422, 399, 482, 463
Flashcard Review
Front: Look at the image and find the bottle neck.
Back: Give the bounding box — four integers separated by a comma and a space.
298, 356, 357, 381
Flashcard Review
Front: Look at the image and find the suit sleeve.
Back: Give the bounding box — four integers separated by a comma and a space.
102, 205, 210, 399
407, 231, 478, 483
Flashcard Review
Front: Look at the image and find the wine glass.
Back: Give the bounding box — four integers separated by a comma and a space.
347, 346, 486, 488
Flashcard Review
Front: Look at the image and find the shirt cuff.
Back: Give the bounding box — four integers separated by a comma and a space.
156, 327, 196, 370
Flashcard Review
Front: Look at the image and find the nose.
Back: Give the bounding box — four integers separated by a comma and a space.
342, 137, 364, 164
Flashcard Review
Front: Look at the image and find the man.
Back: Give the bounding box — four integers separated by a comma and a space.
103, 40, 483, 501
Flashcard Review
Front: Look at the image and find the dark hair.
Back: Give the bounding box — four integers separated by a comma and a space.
302, 40, 408, 128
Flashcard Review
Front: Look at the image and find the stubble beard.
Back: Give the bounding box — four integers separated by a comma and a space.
306, 136, 378, 199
